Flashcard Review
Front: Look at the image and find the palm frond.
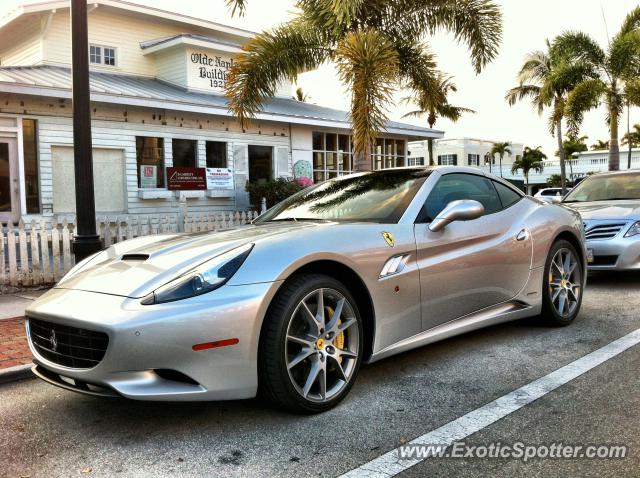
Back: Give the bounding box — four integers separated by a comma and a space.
438, 104, 476, 121
551, 31, 606, 69
615, 5, 640, 39
225, 0, 248, 17
397, 0, 503, 73
335, 29, 399, 163
225, 19, 331, 127
609, 30, 640, 79
517, 51, 551, 84
625, 79, 640, 106
505, 85, 544, 114
565, 78, 607, 137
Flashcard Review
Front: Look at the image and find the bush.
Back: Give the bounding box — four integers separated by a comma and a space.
245, 177, 308, 208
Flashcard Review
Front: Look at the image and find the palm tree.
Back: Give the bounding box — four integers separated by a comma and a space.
294, 87, 309, 102
622, 123, 640, 147
224, 0, 502, 171
591, 139, 609, 150
553, 7, 640, 171
490, 141, 511, 177
505, 40, 591, 194
402, 74, 475, 166
511, 146, 546, 192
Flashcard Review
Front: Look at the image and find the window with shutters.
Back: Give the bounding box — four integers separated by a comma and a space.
437, 154, 457, 166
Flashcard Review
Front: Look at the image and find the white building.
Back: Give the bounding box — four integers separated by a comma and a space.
409, 138, 524, 168
0, 0, 441, 224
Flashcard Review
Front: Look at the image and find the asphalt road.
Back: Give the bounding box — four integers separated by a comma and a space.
1, 272, 639, 478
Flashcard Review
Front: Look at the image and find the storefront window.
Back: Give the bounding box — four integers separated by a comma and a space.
312, 131, 353, 182
172, 139, 197, 167
136, 137, 165, 188
22, 119, 40, 213
206, 141, 227, 168
372, 138, 406, 170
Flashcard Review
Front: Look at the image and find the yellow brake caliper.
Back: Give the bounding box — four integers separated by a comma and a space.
325, 306, 345, 363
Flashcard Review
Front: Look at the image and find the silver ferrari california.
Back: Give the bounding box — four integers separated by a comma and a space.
26, 166, 586, 413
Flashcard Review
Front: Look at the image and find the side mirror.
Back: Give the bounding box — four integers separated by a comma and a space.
551, 196, 562, 204
429, 200, 485, 232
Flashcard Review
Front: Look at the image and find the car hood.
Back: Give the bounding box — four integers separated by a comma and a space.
56, 222, 319, 298
563, 201, 640, 221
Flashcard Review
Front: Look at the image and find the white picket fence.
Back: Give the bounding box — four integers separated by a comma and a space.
1, 210, 259, 291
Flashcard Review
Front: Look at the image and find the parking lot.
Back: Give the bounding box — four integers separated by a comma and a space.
1, 271, 639, 478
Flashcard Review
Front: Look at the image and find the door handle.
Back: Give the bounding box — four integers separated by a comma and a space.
516, 229, 529, 241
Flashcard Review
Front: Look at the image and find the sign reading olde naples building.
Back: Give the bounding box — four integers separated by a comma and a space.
167, 167, 207, 190
189, 51, 234, 91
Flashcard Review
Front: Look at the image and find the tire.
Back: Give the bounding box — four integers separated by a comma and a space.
540, 239, 584, 326
259, 273, 364, 413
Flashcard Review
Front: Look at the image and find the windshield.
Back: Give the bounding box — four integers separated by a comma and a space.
255, 169, 431, 224
563, 173, 640, 203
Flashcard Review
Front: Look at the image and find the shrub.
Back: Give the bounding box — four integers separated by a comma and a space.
245, 177, 310, 208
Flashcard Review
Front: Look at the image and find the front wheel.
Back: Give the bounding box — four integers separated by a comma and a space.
259, 274, 363, 413
541, 239, 584, 326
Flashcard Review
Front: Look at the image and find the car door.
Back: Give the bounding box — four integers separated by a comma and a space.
414, 173, 533, 331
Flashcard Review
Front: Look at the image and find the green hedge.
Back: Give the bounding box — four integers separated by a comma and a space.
245, 178, 305, 208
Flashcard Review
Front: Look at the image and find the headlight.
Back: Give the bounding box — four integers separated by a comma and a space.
625, 221, 640, 237
141, 244, 254, 305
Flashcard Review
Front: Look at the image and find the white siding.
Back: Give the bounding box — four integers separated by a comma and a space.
43, 8, 214, 75
34, 114, 290, 217
155, 45, 187, 86
0, 15, 42, 66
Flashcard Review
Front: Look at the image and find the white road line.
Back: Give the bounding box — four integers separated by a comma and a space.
339, 328, 640, 478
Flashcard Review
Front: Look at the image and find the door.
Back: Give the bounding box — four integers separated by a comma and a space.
414, 173, 532, 331
0, 138, 19, 223
248, 145, 273, 184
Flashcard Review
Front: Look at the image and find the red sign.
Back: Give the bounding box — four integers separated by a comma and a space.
167, 167, 207, 190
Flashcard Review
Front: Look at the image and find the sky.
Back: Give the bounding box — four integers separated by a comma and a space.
5, 0, 640, 156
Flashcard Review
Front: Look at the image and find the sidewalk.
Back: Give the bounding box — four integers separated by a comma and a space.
0, 290, 47, 379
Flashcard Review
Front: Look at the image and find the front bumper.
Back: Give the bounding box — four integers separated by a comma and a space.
25, 282, 281, 401
586, 235, 640, 271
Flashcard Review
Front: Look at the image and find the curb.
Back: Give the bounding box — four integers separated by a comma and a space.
0, 315, 26, 322
0, 363, 34, 384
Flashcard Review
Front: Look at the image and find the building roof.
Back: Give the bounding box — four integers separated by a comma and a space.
0, 65, 441, 138
140, 34, 243, 51
0, 0, 255, 40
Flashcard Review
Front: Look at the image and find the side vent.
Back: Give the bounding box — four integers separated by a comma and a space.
380, 254, 410, 278
121, 254, 149, 262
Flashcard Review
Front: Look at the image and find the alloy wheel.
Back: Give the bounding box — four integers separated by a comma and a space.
285, 288, 360, 403
549, 248, 582, 318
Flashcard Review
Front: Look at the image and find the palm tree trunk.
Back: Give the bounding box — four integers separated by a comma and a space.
525, 172, 529, 194
609, 104, 620, 171
428, 139, 434, 166
556, 118, 567, 194
499, 154, 503, 177
354, 142, 371, 172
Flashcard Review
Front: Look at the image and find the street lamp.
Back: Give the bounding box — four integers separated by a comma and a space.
484, 152, 492, 174
70, 0, 102, 261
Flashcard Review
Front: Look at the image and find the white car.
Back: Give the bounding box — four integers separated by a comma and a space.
535, 188, 572, 203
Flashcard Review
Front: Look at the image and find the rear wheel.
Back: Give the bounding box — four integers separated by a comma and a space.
259, 274, 363, 413
541, 240, 583, 326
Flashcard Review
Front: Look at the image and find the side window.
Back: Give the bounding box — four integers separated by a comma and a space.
493, 180, 523, 209
420, 173, 502, 222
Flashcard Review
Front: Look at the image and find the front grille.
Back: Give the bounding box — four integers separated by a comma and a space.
592, 255, 619, 266
584, 222, 627, 240
28, 319, 108, 369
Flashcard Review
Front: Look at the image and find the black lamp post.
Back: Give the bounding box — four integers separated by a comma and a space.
70, 0, 102, 261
